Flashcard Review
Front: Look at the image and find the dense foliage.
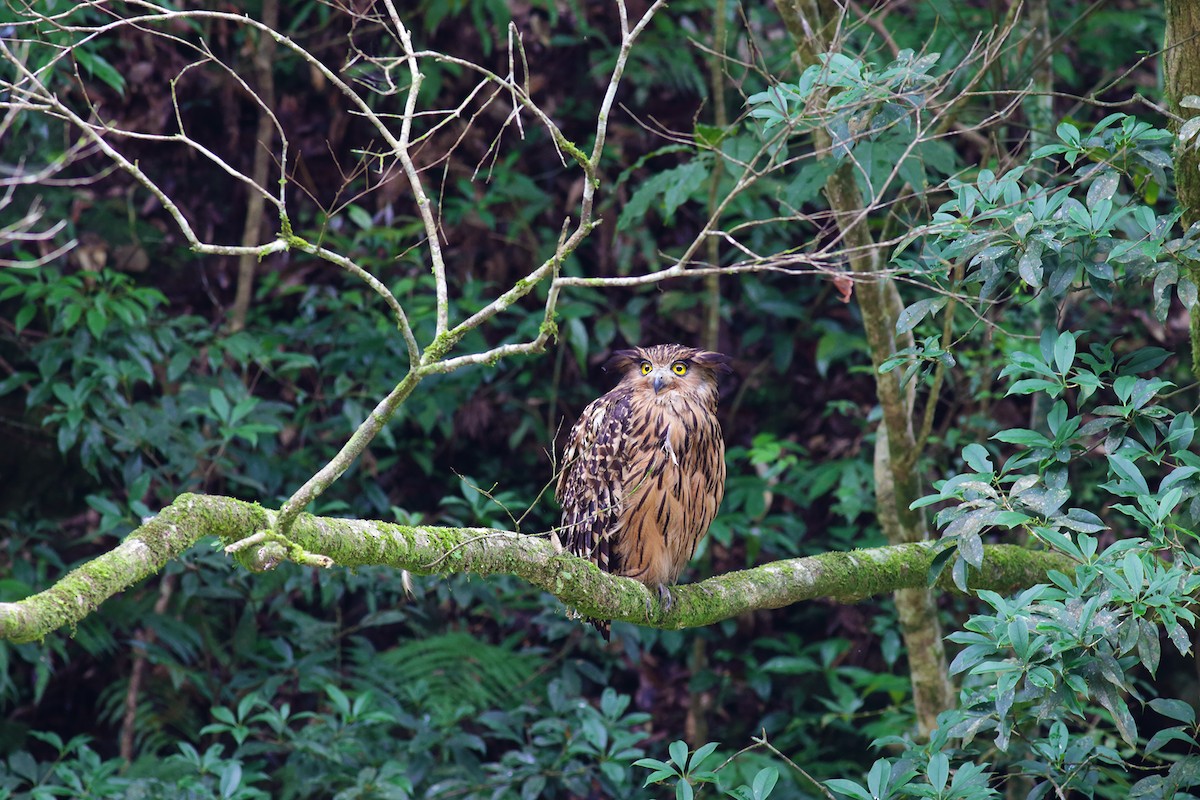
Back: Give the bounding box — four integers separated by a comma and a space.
1, 1, 1197, 798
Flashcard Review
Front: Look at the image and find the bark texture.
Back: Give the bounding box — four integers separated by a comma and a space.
1165, 0, 1200, 373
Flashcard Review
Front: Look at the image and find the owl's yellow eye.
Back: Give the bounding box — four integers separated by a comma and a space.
640, 361, 652, 375
671, 362, 688, 376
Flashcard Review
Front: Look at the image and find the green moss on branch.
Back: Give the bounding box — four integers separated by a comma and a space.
0, 494, 1074, 642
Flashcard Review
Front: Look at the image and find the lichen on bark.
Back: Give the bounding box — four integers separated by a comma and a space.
1165, 0, 1200, 375
0, 494, 1071, 644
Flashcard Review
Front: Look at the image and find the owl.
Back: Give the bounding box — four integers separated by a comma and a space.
556, 343, 732, 638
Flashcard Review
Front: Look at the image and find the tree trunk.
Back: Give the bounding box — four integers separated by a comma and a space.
773, 0, 955, 737
1165, 0, 1200, 374
228, 0, 279, 333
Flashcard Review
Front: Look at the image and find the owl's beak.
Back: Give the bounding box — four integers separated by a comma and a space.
652, 373, 666, 394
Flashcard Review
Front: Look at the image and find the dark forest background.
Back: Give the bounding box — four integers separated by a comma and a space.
0, 1, 1193, 798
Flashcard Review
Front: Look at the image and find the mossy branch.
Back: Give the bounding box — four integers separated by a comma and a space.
0, 493, 1074, 643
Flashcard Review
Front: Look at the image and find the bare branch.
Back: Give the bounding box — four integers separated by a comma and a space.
273, 369, 423, 537
0, 186, 77, 267
380, 0, 451, 339
303, 244, 421, 365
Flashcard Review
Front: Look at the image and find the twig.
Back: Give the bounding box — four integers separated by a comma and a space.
380, 0, 451, 339
752, 730, 838, 800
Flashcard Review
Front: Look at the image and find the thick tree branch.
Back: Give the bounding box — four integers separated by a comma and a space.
0, 494, 1073, 644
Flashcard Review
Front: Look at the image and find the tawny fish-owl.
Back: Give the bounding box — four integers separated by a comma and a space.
556, 344, 731, 638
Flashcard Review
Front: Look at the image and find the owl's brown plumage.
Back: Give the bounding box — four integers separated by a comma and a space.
556, 344, 731, 638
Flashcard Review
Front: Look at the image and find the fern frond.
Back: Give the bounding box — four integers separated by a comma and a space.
358, 632, 544, 721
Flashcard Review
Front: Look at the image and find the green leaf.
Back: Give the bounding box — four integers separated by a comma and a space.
926, 545, 956, 587
992, 510, 1032, 527
663, 162, 709, 221
824, 779, 874, 800
619, 162, 709, 230
1008, 617, 1030, 657
1149, 698, 1196, 726
1180, 116, 1200, 145
346, 204, 374, 230
688, 742, 719, 771
1179, 276, 1199, 310
14, 304, 36, 332
522, 775, 547, 800
1056, 121, 1081, 146
1018, 242, 1043, 288
694, 123, 728, 148
866, 759, 895, 797
959, 533, 984, 569
219, 761, 243, 798
1031, 526, 1083, 560
1101, 691, 1138, 746
991, 428, 1052, 447
668, 740, 689, 769
600, 761, 628, 786
1145, 726, 1196, 756
895, 297, 948, 334
1053, 331, 1076, 375
1133, 205, 1157, 233
324, 683, 351, 715
926, 753, 949, 791
1006, 378, 1062, 396
961, 444, 992, 474
1061, 508, 1106, 533
1107, 453, 1149, 494
760, 655, 818, 674
86, 307, 107, 338
1087, 171, 1119, 205
128, 471, 152, 503
782, 160, 838, 208
230, 397, 259, 425
0, 371, 33, 398
752, 767, 779, 800
61, 302, 83, 331
75, 49, 127, 94
210, 706, 237, 726
641, 768, 677, 786
209, 389, 232, 424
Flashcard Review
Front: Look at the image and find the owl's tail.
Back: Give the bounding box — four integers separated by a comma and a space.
587, 617, 611, 641
566, 601, 612, 640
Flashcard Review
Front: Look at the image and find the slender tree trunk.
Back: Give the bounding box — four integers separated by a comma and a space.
702, 0, 730, 352
690, 0, 733, 744
228, 0, 279, 332
773, 0, 954, 737
1165, 0, 1200, 374
1024, 0, 1059, 504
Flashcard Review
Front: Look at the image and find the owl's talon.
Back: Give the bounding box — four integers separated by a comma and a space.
657, 584, 674, 613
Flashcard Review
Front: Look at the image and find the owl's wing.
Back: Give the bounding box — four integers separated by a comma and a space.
556, 387, 634, 576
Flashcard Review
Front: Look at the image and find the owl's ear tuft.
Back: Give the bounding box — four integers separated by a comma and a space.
692, 350, 734, 376
602, 349, 642, 374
